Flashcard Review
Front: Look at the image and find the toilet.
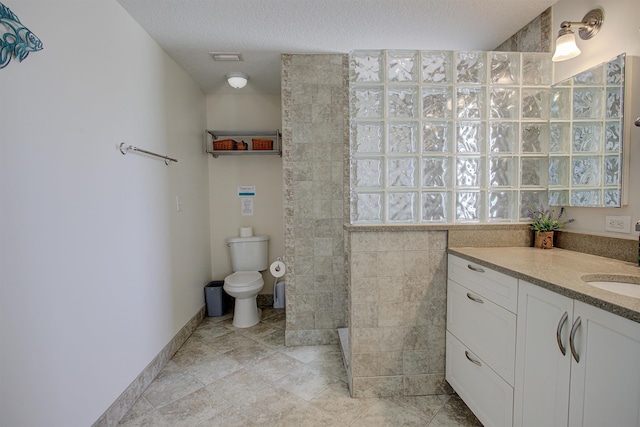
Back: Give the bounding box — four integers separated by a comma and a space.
223, 235, 269, 328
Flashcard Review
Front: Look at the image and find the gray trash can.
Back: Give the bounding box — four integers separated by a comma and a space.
205, 280, 228, 317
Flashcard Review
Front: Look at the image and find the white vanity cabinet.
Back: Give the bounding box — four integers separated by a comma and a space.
446, 255, 518, 427
515, 281, 640, 427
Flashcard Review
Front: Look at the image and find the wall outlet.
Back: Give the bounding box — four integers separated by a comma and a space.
605, 215, 631, 233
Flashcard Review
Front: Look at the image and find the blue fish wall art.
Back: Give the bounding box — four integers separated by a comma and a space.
0, 1, 43, 69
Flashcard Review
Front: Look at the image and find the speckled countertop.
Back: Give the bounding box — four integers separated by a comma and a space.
448, 247, 640, 323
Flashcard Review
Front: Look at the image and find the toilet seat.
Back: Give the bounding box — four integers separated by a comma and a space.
224, 271, 262, 287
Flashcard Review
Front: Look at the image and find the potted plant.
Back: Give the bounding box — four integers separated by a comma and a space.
527, 204, 574, 249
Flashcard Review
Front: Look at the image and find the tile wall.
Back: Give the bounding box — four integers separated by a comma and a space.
282, 54, 350, 346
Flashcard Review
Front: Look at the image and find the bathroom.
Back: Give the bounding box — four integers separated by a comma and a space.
1, 0, 640, 426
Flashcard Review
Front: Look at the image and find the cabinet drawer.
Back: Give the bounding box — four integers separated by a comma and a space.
447, 280, 517, 385
446, 332, 514, 427
448, 254, 518, 313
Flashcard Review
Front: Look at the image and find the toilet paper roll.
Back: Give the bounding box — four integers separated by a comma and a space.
270, 260, 286, 278
240, 227, 253, 237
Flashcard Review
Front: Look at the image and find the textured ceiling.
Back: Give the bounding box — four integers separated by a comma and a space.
117, 0, 557, 95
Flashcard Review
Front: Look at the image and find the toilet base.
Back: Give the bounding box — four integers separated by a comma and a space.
232, 296, 261, 328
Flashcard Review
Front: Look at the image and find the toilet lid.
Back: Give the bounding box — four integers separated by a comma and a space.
225, 271, 263, 287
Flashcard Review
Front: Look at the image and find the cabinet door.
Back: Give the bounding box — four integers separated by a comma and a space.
568, 301, 640, 427
514, 281, 573, 427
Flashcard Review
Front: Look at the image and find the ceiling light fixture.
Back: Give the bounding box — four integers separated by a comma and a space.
226, 72, 249, 89
552, 8, 604, 62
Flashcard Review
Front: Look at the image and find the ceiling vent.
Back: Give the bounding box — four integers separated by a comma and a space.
209, 52, 244, 62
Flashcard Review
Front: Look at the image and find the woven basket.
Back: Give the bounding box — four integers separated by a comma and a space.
236, 141, 248, 150
213, 139, 235, 150
252, 138, 273, 150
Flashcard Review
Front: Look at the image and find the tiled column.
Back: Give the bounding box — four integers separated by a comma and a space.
348, 230, 452, 397
282, 54, 349, 345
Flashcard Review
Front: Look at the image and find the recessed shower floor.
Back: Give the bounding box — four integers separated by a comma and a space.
118, 309, 481, 426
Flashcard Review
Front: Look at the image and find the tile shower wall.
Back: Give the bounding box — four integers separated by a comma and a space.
349, 50, 553, 224
282, 54, 350, 346
348, 230, 451, 397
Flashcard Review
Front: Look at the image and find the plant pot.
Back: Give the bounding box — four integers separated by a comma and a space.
534, 231, 554, 249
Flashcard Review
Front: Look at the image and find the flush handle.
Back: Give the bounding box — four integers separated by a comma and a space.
467, 264, 485, 273
556, 311, 569, 356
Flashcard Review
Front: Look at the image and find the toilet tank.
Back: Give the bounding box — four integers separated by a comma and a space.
227, 235, 269, 272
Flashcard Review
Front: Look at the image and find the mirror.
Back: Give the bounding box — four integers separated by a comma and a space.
548, 53, 625, 207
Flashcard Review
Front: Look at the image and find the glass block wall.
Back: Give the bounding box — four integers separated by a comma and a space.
548, 53, 625, 207
349, 50, 552, 224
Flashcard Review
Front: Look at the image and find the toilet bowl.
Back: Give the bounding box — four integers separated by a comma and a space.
223, 271, 264, 328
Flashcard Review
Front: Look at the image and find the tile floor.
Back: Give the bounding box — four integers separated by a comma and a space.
119, 308, 482, 426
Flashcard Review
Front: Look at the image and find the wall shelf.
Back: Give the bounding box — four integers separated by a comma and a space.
205, 130, 282, 158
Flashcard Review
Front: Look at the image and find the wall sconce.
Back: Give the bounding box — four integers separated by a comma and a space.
552, 8, 604, 62
226, 72, 249, 89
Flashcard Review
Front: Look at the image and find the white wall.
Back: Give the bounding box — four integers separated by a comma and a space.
206, 94, 284, 293
552, 0, 640, 238
0, 1, 211, 426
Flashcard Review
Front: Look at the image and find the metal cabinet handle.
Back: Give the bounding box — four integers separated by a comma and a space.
556, 311, 569, 356
465, 351, 482, 366
466, 293, 484, 304
467, 264, 485, 273
570, 316, 582, 363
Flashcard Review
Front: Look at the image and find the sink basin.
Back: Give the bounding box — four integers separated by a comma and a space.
581, 274, 640, 298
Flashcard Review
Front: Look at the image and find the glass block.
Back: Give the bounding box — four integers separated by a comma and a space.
606, 88, 622, 119
572, 157, 601, 186
352, 122, 384, 153
550, 122, 571, 153
387, 51, 418, 83
490, 52, 519, 85
456, 51, 486, 84
574, 65, 604, 85
350, 50, 383, 83
571, 190, 601, 207
352, 192, 383, 223
604, 155, 620, 185
489, 123, 516, 153
352, 87, 383, 118
606, 55, 624, 84
488, 157, 516, 187
548, 190, 569, 206
455, 191, 483, 222
573, 88, 604, 119
353, 157, 383, 188
422, 86, 452, 119
519, 190, 548, 219
521, 157, 548, 187
387, 87, 417, 118
572, 122, 602, 153
456, 87, 485, 119
423, 122, 453, 153
456, 157, 484, 188
490, 88, 519, 119
488, 191, 516, 222
456, 122, 486, 153
605, 121, 621, 153
421, 191, 450, 222
522, 123, 549, 153
550, 87, 571, 120
387, 157, 417, 187
387, 192, 417, 222
549, 157, 569, 186
522, 53, 552, 85
603, 189, 620, 207
387, 122, 418, 153
422, 157, 451, 187
422, 51, 452, 84
522, 89, 549, 120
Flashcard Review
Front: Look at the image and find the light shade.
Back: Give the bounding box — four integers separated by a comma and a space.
552, 32, 581, 62
226, 72, 248, 89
